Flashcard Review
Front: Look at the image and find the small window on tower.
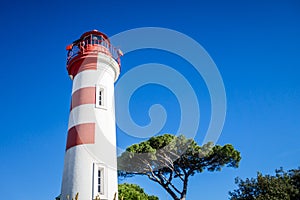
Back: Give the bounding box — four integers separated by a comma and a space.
99, 89, 103, 106
93, 163, 107, 199
96, 85, 106, 109
97, 168, 104, 194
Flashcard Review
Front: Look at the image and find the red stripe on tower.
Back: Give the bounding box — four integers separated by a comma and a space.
71, 87, 96, 110
67, 56, 98, 78
66, 123, 95, 150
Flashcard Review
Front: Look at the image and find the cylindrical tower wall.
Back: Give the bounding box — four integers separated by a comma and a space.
61, 50, 120, 200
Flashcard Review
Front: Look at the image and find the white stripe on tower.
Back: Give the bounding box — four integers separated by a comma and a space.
72, 70, 98, 94
68, 104, 96, 130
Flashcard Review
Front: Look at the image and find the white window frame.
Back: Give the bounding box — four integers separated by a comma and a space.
95, 85, 107, 109
93, 163, 107, 199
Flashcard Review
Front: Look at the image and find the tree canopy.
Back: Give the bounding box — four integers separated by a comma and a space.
118, 183, 158, 200
229, 167, 300, 200
118, 134, 241, 200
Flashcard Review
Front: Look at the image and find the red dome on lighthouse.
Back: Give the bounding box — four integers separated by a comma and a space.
66, 30, 121, 79
79, 29, 110, 42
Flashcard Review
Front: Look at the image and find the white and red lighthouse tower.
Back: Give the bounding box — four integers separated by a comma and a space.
60, 30, 121, 200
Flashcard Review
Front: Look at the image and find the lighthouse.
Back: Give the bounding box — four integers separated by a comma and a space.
60, 30, 121, 200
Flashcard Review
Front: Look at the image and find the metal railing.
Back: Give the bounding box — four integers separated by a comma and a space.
67, 37, 121, 66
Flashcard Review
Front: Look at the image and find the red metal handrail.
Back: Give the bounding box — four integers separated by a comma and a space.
67, 36, 121, 66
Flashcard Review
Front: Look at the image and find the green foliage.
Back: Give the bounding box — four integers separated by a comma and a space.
118, 183, 159, 200
118, 134, 241, 200
119, 134, 241, 174
229, 167, 300, 200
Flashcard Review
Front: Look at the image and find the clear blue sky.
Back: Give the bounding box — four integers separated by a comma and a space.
0, 0, 299, 199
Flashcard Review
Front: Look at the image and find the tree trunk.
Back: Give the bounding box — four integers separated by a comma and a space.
163, 184, 180, 200
180, 176, 188, 200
